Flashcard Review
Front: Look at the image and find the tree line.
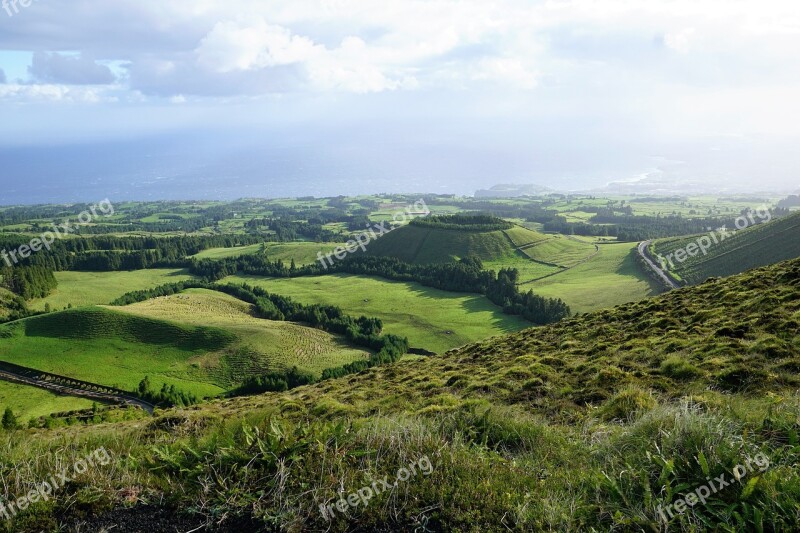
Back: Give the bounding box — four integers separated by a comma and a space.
0, 265, 58, 299
409, 214, 513, 231
187, 254, 571, 325
0, 234, 262, 272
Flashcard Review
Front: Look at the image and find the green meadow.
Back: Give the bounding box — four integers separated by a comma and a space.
29, 269, 195, 311
526, 242, 661, 313
222, 273, 531, 353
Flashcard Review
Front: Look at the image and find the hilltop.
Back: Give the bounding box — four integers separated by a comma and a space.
2, 257, 799, 531
649, 209, 800, 285
366, 214, 595, 267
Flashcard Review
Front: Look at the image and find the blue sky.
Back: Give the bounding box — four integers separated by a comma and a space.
1, 0, 799, 196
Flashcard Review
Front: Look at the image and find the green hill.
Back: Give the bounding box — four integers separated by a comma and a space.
366, 215, 594, 267
650, 209, 800, 285
0, 308, 233, 398
0, 294, 371, 407
5, 258, 800, 531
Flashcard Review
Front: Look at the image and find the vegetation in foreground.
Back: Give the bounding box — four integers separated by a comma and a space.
1, 257, 798, 531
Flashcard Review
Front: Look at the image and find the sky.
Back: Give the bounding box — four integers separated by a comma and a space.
1, 0, 799, 202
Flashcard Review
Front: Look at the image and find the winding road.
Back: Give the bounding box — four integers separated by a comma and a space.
637, 240, 680, 290
0, 361, 155, 414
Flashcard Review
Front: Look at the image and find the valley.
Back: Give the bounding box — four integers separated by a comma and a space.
0, 192, 798, 531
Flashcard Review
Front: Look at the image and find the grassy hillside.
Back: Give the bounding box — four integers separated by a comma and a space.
518, 234, 597, 267
365, 220, 596, 269
365, 223, 516, 263
0, 308, 230, 398
0, 292, 372, 404
3, 258, 799, 531
527, 242, 660, 312
222, 273, 530, 353
651, 210, 800, 285
110, 289, 371, 376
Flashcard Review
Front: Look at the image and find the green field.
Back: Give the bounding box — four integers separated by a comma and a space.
194, 242, 347, 265
525, 242, 660, 313
29, 269, 195, 311
111, 289, 371, 377
483, 256, 562, 284
0, 381, 96, 422
221, 273, 531, 353
519, 235, 597, 267
0, 308, 228, 398
1, 287, 375, 420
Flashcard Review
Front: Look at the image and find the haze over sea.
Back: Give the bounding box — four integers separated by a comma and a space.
1, 131, 794, 205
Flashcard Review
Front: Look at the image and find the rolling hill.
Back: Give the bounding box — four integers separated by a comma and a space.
5, 257, 800, 531
0, 291, 372, 409
649, 209, 800, 285
365, 215, 595, 268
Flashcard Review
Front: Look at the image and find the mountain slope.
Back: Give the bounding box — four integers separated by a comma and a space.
650, 210, 800, 285
4, 258, 800, 532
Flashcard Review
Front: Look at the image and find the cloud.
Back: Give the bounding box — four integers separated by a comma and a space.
664, 28, 697, 54
0, 83, 109, 102
196, 21, 321, 73
28, 52, 116, 85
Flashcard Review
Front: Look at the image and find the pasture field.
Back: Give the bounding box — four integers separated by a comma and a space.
518, 235, 597, 267
0, 381, 96, 421
0, 308, 228, 398
483, 257, 562, 284
503, 226, 549, 248
111, 289, 371, 377
547, 195, 779, 219
195, 241, 348, 265
193, 243, 264, 259
29, 269, 195, 311
525, 242, 660, 313
221, 274, 531, 353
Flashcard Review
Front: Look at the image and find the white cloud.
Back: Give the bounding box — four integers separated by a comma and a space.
0, 83, 111, 103
664, 28, 697, 54
196, 21, 321, 73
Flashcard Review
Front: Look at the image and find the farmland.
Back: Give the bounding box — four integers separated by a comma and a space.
111, 289, 371, 377
525, 242, 660, 313
194, 242, 347, 265
0, 308, 229, 398
29, 269, 195, 311
221, 273, 530, 353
